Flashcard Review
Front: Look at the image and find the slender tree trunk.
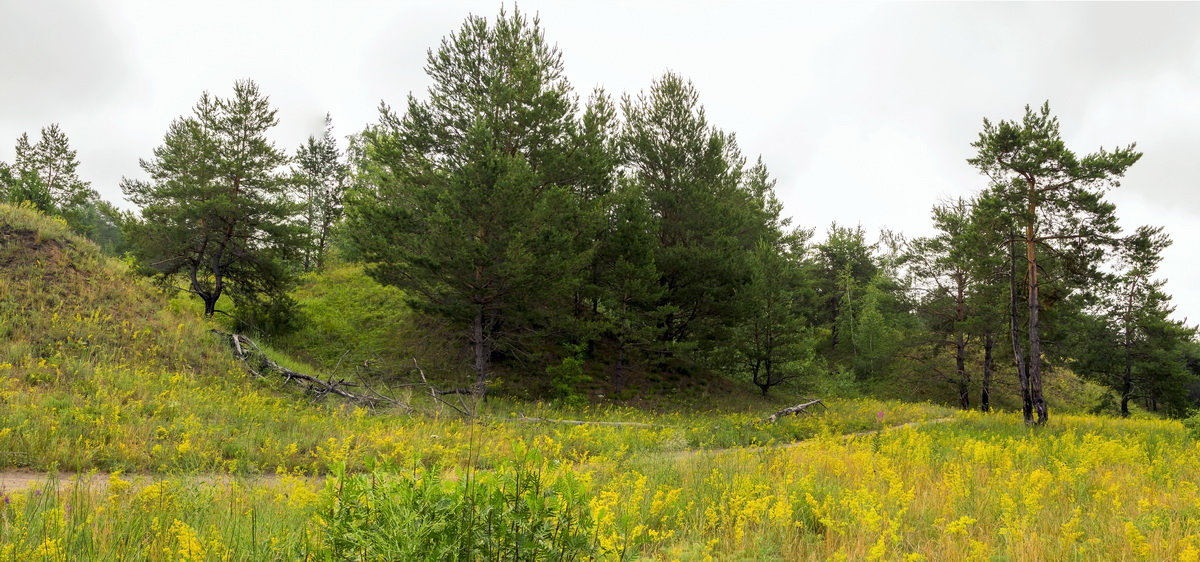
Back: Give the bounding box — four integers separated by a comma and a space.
829, 299, 841, 349
761, 356, 774, 397
955, 331, 969, 409
613, 339, 629, 392
955, 274, 969, 409
981, 331, 994, 412
1121, 332, 1133, 417
1009, 238, 1032, 424
471, 307, 490, 398
1025, 179, 1048, 425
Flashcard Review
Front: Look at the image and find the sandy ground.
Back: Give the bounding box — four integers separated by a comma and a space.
0, 417, 954, 493
0, 471, 304, 493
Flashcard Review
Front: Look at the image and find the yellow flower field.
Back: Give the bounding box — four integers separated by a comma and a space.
2, 410, 1199, 560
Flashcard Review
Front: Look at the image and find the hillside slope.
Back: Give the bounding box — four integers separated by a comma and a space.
4, 203, 933, 475
0, 203, 433, 473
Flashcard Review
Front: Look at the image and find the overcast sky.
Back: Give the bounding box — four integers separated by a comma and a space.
2, 0, 1198, 324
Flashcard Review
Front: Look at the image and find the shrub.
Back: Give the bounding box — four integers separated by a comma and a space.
323, 464, 596, 560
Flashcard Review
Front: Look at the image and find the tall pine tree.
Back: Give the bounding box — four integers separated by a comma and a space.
123, 80, 302, 320
969, 102, 1140, 425
293, 114, 349, 272
345, 8, 593, 396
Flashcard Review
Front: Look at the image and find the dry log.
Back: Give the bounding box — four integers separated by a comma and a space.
767, 399, 827, 422
215, 330, 399, 408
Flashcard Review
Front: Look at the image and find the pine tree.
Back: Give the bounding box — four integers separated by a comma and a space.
123, 80, 303, 320
345, 9, 591, 396
730, 160, 816, 395
620, 72, 761, 358
293, 114, 348, 271
0, 161, 12, 199
968, 102, 1140, 425
909, 198, 976, 408
815, 224, 879, 351
5, 125, 96, 215
1070, 226, 1196, 416
590, 180, 664, 390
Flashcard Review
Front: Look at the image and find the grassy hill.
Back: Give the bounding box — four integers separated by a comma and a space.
4, 203, 1200, 560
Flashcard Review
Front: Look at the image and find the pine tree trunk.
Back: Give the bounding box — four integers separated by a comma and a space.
981, 331, 994, 413
471, 307, 490, 398
955, 331, 969, 409
203, 295, 218, 318
1026, 180, 1048, 425
955, 274, 969, 409
1009, 238, 1033, 424
1121, 335, 1133, 417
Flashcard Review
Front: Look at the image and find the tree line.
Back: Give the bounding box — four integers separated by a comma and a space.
3, 8, 1196, 421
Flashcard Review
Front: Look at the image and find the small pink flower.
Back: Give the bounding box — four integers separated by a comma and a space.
876, 411, 885, 423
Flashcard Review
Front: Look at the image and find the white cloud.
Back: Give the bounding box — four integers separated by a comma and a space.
1, 0, 1196, 322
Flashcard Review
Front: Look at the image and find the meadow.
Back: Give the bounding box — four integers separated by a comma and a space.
4, 203, 1200, 560
4, 409, 1200, 560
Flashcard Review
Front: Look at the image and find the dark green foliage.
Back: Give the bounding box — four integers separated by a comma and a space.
324, 464, 597, 560
0, 127, 138, 256
620, 73, 757, 353
293, 113, 349, 272
3, 125, 97, 214
814, 224, 879, 351
122, 80, 304, 324
0, 124, 120, 245
0, 161, 12, 197
968, 102, 1141, 424
547, 343, 591, 406
908, 199, 979, 408
346, 9, 592, 395
730, 161, 819, 395
1068, 227, 1197, 417
588, 181, 665, 389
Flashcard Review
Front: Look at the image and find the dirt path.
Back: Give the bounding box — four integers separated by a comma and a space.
662, 416, 956, 462
0, 417, 958, 492
0, 471, 302, 493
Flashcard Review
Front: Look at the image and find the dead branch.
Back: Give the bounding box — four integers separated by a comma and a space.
767, 398, 828, 422
215, 330, 401, 409
412, 358, 474, 417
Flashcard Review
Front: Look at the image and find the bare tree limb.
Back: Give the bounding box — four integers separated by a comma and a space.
767, 399, 828, 422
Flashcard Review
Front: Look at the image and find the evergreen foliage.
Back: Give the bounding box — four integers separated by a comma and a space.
5, 8, 1195, 414
293, 114, 349, 272
346, 9, 593, 395
122, 80, 303, 322
1069, 227, 1197, 417
968, 102, 1141, 424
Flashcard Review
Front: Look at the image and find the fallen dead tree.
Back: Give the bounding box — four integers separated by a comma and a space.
215, 330, 405, 409
767, 398, 827, 422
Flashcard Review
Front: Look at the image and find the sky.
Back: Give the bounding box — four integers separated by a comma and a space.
2, 0, 1198, 324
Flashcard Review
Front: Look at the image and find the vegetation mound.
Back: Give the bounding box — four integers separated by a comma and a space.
0, 203, 401, 474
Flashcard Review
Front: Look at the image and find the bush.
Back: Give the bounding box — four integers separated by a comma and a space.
323, 463, 597, 560
1183, 410, 1200, 439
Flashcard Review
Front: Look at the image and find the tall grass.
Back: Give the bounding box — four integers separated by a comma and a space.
4, 413, 1200, 560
